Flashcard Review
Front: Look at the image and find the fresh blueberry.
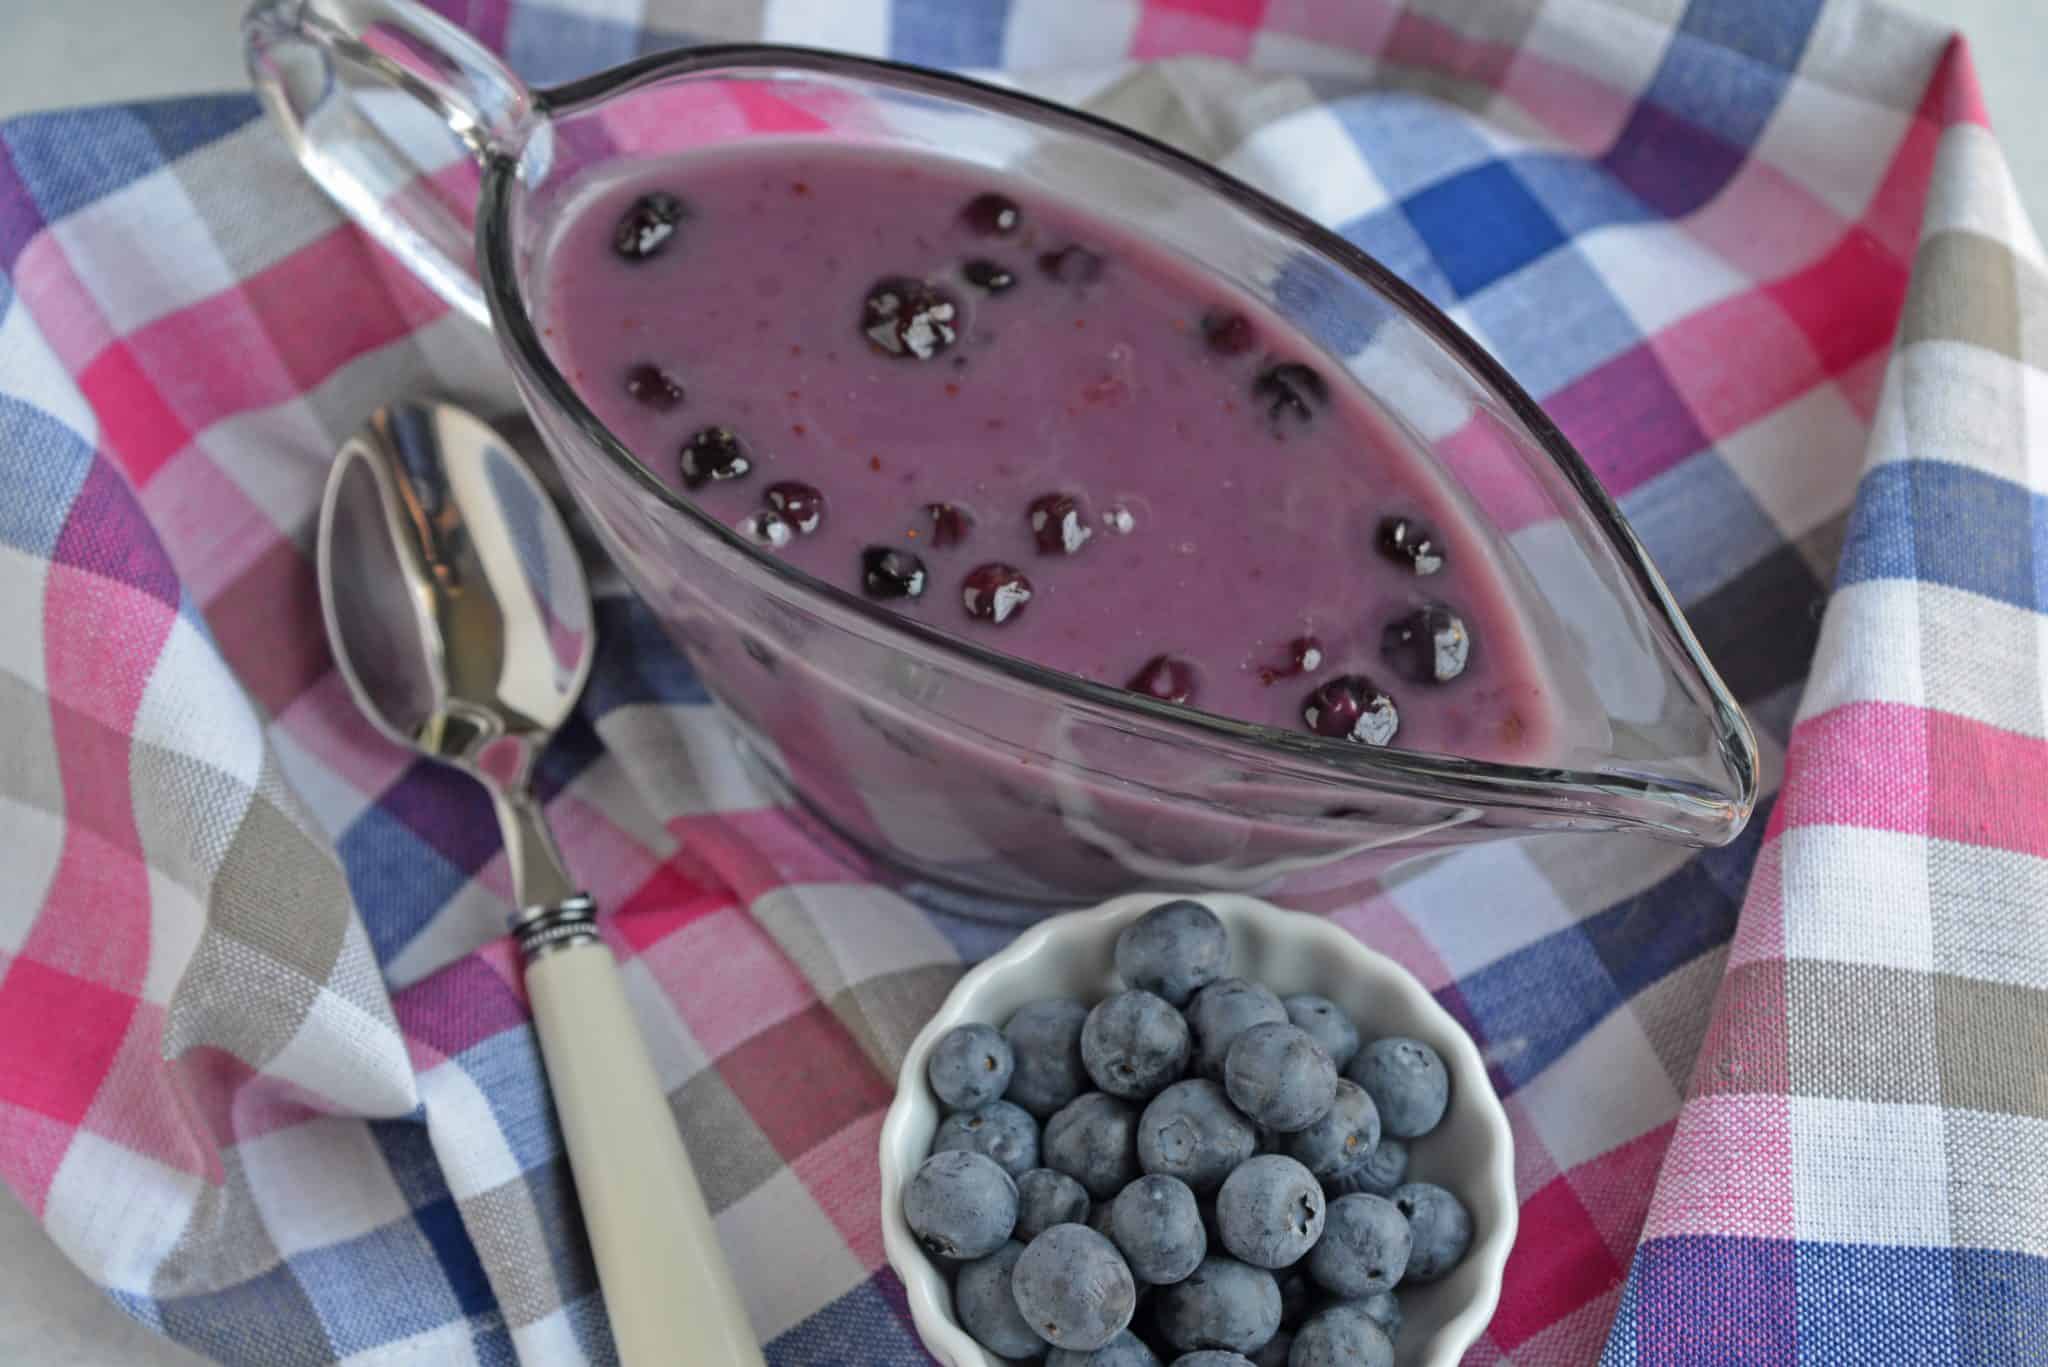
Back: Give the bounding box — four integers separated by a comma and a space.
679, 427, 751, 488
1107, 1174, 1207, 1286
1048, 1330, 1162, 1366
1044, 1093, 1141, 1200
904, 1149, 1018, 1261
1224, 1024, 1337, 1134
1251, 363, 1326, 433
1083, 991, 1192, 1101
1345, 1038, 1448, 1139
1324, 1137, 1407, 1199
1252, 1331, 1293, 1367
963, 563, 1035, 625
956, 1240, 1045, 1359
1175, 1354, 1256, 1367
1039, 245, 1106, 285
1202, 312, 1257, 357
861, 546, 929, 600
965, 259, 1019, 293
1154, 1256, 1282, 1356
1281, 1080, 1379, 1181
1306, 1194, 1411, 1298
1005, 999, 1092, 1118
1281, 997, 1360, 1073
1216, 1156, 1324, 1270
1273, 1269, 1312, 1328
925, 501, 973, 547
861, 276, 959, 360
936, 1099, 1042, 1178
764, 481, 826, 535
1137, 1080, 1259, 1196
1185, 979, 1288, 1079
1376, 517, 1443, 575
1381, 605, 1469, 684
1018, 1168, 1094, 1243
1127, 656, 1198, 705
1029, 492, 1094, 555
612, 191, 686, 261
1289, 1306, 1393, 1367
1014, 1223, 1138, 1352
1349, 1290, 1401, 1343
623, 363, 684, 411
1116, 900, 1229, 1007
1300, 676, 1399, 747
737, 509, 792, 548
961, 192, 1022, 236
1390, 1182, 1471, 1283
1258, 637, 1324, 686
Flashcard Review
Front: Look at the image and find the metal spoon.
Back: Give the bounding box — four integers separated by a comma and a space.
317, 399, 763, 1366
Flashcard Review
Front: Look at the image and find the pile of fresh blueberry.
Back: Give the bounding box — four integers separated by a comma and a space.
903, 900, 1472, 1366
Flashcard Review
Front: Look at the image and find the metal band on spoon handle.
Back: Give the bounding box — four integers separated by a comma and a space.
513, 898, 767, 1366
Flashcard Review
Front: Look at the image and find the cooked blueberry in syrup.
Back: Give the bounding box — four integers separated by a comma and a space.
960, 193, 1022, 236
1127, 655, 1197, 704
1038, 245, 1105, 286
861, 277, 960, 360
765, 481, 826, 534
1028, 493, 1093, 555
1302, 675, 1399, 746
963, 259, 1017, 293
1376, 517, 1444, 575
1253, 362, 1328, 432
925, 502, 973, 547
862, 547, 928, 600
1381, 605, 1469, 684
962, 564, 1033, 625
624, 363, 685, 411
738, 509, 792, 548
679, 427, 751, 488
1259, 635, 1325, 685
612, 192, 686, 261
1202, 312, 1256, 356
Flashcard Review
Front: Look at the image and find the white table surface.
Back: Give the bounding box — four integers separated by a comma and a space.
0, 1, 2039, 1363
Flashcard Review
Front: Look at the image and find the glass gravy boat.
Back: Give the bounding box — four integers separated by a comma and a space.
246, 0, 1757, 911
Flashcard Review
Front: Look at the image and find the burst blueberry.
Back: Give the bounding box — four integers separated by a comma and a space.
1137, 1080, 1259, 1195
1005, 998, 1093, 1118
1044, 1093, 1141, 1200
925, 501, 973, 547
861, 276, 960, 360
1185, 979, 1288, 1079
1224, 1023, 1337, 1134
1381, 605, 1469, 684
1376, 517, 1443, 575
1390, 1182, 1470, 1283
764, 480, 826, 534
955, 1240, 1045, 1359
1030, 492, 1094, 555
679, 427, 751, 488
1107, 1174, 1207, 1286
903, 1149, 1017, 1261
1215, 1155, 1324, 1270
1307, 1193, 1411, 1299
963, 563, 1034, 625
1300, 676, 1398, 747
1116, 900, 1230, 1007
1013, 1223, 1138, 1352
935, 1099, 1041, 1178
1083, 990, 1192, 1101
861, 545, 928, 600
1345, 1038, 1448, 1139
1282, 996, 1360, 1072
1153, 1256, 1282, 1356
737, 509, 791, 548
1017, 1168, 1093, 1243
612, 191, 685, 261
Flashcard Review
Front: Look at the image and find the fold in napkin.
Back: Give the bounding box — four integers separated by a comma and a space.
0, 1, 2041, 1363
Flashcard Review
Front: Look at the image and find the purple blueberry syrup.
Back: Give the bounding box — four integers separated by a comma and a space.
542, 144, 1555, 762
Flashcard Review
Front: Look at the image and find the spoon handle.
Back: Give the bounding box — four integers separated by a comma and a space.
519, 903, 765, 1366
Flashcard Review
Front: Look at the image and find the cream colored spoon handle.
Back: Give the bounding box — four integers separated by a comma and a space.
521, 910, 765, 1366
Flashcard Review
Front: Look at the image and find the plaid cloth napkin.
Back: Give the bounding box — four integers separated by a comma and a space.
2, 0, 2043, 1362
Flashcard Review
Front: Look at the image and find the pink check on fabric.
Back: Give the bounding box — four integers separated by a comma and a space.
0, 1, 2042, 1363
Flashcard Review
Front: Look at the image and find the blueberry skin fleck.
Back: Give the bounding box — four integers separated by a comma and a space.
1345, 1038, 1449, 1139
1281, 996, 1361, 1072
1289, 1306, 1393, 1367
956, 1241, 1045, 1359
1186, 979, 1289, 1080
1391, 1182, 1471, 1283
1216, 1155, 1325, 1270
904, 1149, 1018, 1261
1224, 1024, 1338, 1134
929, 1022, 1016, 1111
1137, 1080, 1259, 1195
1013, 1223, 1138, 1352
1324, 1137, 1407, 1199
1017, 1168, 1094, 1243
1006, 999, 1093, 1119
1044, 1093, 1142, 1200
1116, 901, 1230, 1007
1153, 1255, 1282, 1356
1107, 1174, 1207, 1286
1047, 1329, 1161, 1366
935, 1099, 1041, 1178
1281, 1080, 1380, 1180
1084, 990, 1193, 1101
1306, 1193, 1411, 1299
